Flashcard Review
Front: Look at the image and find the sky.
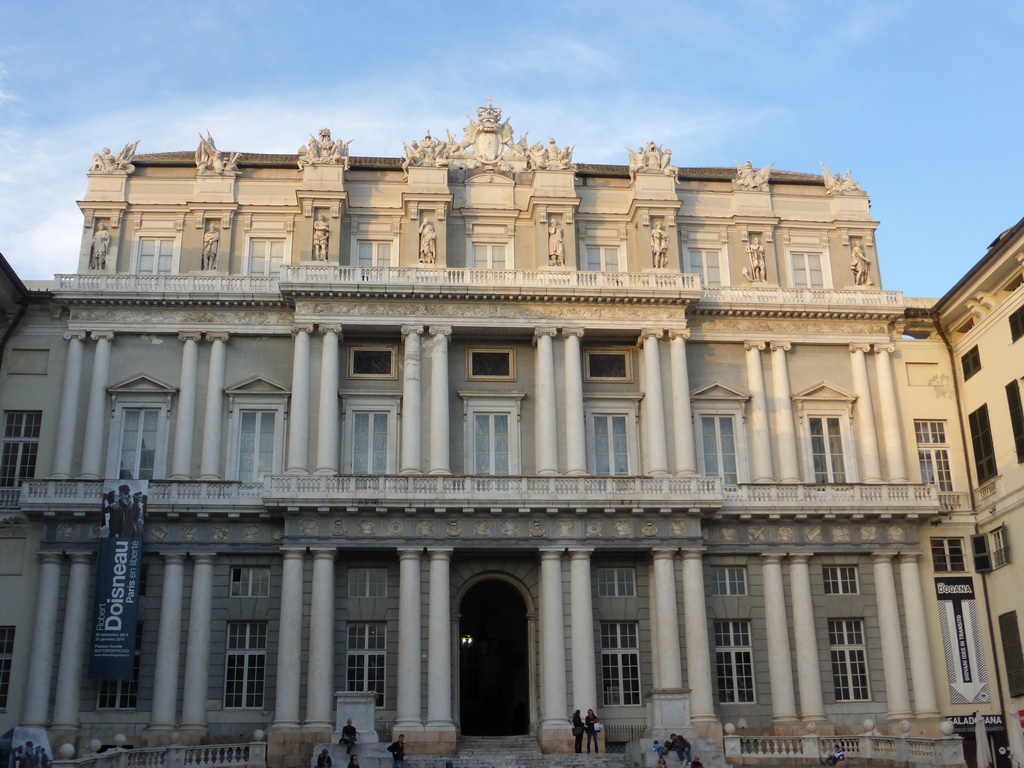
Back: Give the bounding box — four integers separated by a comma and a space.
1, 0, 1022, 298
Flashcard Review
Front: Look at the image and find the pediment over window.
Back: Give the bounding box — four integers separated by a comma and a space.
791, 380, 856, 422
224, 375, 290, 396
107, 373, 178, 395
690, 382, 750, 403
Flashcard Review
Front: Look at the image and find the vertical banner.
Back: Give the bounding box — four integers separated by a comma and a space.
935, 576, 990, 704
88, 479, 146, 680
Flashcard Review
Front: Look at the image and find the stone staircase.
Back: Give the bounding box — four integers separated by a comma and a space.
404, 735, 631, 768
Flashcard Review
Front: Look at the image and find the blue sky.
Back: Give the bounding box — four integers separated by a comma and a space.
1, 0, 1022, 297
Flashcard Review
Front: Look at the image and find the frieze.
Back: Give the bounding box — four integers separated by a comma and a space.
861, 525, 877, 541
71, 308, 293, 327
641, 521, 658, 537
748, 526, 766, 542
696, 318, 889, 336
151, 524, 169, 541
359, 520, 376, 536
330, 520, 347, 536
529, 521, 544, 537
805, 526, 822, 543
242, 525, 260, 542
389, 521, 403, 536
58, 523, 74, 541
299, 300, 689, 324
211, 525, 229, 542
446, 520, 462, 537
473, 520, 489, 537
670, 520, 686, 538
614, 521, 630, 538
417, 520, 434, 537
182, 524, 199, 541
300, 518, 318, 536
586, 521, 601, 538
557, 520, 573, 538
887, 524, 905, 542
832, 525, 851, 543
501, 520, 518, 537
778, 526, 794, 543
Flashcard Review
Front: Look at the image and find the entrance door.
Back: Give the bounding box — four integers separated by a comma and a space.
458, 579, 529, 735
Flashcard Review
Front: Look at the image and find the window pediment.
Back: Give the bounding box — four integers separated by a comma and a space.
225, 375, 290, 397
107, 373, 177, 395
690, 382, 750, 403
792, 380, 856, 422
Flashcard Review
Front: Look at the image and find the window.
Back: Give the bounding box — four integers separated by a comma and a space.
237, 410, 277, 481
968, 404, 998, 485
592, 414, 630, 475
231, 567, 270, 597
961, 346, 981, 381
585, 350, 632, 382
930, 538, 966, 573
248, 239, 285, 277
808, 416, 847, 483
137, 238, 174, 275
700, 415, 739, 485
343, 398, 399, 475
1010, 306, 1024, 343
467, 348, 515, 381
0, 626, 12, 709
582, 246, 621, 272
597, 568, 635, 597
118, 408, 159, 480
1, 411, 40, 487
472, 413, 510, 475
349, 346, 396, 379
471, 243, 507, 269
710, 566, 747, 596
357, 241, 392, 268
823, 566, 859, 595
916, 420, 953, 491
347, 622, 385, 706
601, 622, 640, 706
1007, 381, 1024, 462
714, 620, 754, 703
686, 249, 723, 287
992, 527, 1010, 569
999, 611, 1024, 697
462, 395, 523, 476
791, 251, 825, 289
828, 619, 870, 701
348, 568, 387, 598
97, 624, 141, 709
224, 622, 267, 708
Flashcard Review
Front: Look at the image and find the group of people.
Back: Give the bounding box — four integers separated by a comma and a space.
652, 733, 701, 768
11, 741, 50, 768
570, 708, 601, 754
317, 723, 406, 768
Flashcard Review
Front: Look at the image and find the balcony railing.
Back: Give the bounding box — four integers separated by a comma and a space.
55, 274, 281, 294
703, 285, 903, 308
52, 743, 267, 768
722, 482, 938, 511
723, 733, 963, 766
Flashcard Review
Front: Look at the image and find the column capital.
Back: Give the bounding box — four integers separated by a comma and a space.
401, 324, 424, 337
871, 552, 896, 565
849, 342, 872, 354
310, 548, 337, 561
429, 325, 452, 338
761, 552, 785, 565
63, 331, 87, 342
38, 551, 63, 566
897, 551, 921, 565
562, 327, 585, 339
206, 331, 229, 343
91, 330, 114, 342
744, 340, 766, 352
292, 324, 314, 336
650, 547, 679, 561
668, 328, 691, 341
680, 547, 706, 562
281, 548, 306, 561
161, 552, 187, 565
397, 546, 424, 561
874, 342, 896, 354
533, 326, 558, 338
319, 324, 342, 336
191, 553, 217, 566
639, 328, 664, 342
427, 547, 454, 560
769, 341, 792, 353
68, 551, 94, 565
538, 547, 565, 561
788, 552, 812, 565
567, 547, 594, 560
178, 331, 202, 343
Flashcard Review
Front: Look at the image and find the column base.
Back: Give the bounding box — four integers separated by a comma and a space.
418, 727, 457, 755
314, 467, 338, 476
538, 724, 574, 754
644, 687, 692, 736
393, 719, 426, 732
537, 469, 559, 476
176, 724, 209, 744
566, 469, 588, 476
427, 468, 451, 475
143, 725, 178, 747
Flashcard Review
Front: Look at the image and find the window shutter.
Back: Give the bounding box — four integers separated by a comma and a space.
999, 612, 1024, 697
972, 534, 993, 572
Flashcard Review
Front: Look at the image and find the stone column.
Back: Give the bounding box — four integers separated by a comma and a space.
149, 552, 186, 735
640, 329, 669, 476
315, 325, 342, 475
875, 344, 909, 482
651, 548, 683, 689
788, 554, 825, 722
271, 549, 305, 732
563, 329, 587, 476
648, 560, 661, 689
872, 553, 912, 719
428, 327, 451, 475
761, 554, 797, 722
535, 328, 559, 475
22, 552, 62, 726
199, 333, 228, 480
396, 548, 423, 730
50, 553, 93, 732
426, 548, 455, 730
305, 549, 336, 730
745, 341, 773, 482
171, 332, 202, 479
400, 326, 424, 474
770, 342, 801, 483
539, 549, 568, 730
668, 329, 697, 477
286, 325, 313, 474
898, 553, 940, 717
850, 343, 882, 483
80, 331, 113, 479
681, 549, 714, 721
569, 549, 597, 711
181, 554, 216, 737
52, 332, 86, 478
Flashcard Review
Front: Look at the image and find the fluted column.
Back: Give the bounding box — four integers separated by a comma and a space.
181, 554, 216, 736
52, 332, 86, 478
873, 553, 912, 719
315, 325, 341, 474
744, 341, 773, 482
770, 342, 801, 483
875, 344, 909, 482
305, 549, 336, 730
171, 332, 201, 479
850, 343, 882, 483
286, 325, 313, 474
148, 553, 186, 733
534, 328, 559, 475
428, 327, 451, 475
569, 549, 597, 711
898, 553, 940, 717
426, 548, 455, 729
271, 549, 305, 732
80, 331, 113, 479
640, 329, 669, 476
761, 554, 797, 722
400, 326, 424, 474
50, 553, 93, 732
563, 329, 587, 476
199, 333, 228, 480
648, 560, 661, 689
396, 548, 423, 730
668, 329, 697, 477
539, 548, 568, 729
788, 554, 825, 722
651, 548, 682, 689
681, 549, 714, 720
22, 552, 62, 726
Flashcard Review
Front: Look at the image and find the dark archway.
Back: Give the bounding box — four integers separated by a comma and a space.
458, 579, 529, 735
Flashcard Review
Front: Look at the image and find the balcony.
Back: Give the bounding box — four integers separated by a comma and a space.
54, 274, 283, 306
721, 482, 938, 515
702, 285, 904, 318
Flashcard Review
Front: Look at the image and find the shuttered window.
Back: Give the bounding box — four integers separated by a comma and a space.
999, 612, 1024, 697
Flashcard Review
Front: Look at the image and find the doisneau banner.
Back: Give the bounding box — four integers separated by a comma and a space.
87, 479, 146, 680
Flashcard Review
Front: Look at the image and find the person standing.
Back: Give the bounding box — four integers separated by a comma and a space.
387, 734, 405, 768
571, 709, 584, 754
584, 708, 600, 753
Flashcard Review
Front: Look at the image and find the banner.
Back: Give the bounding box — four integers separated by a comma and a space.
88, 479, 146, 680
936, 576, 990, 704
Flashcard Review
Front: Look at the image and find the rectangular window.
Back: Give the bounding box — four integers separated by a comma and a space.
710, 566, 747, 596
231, 566, 270, 597
138, 238, 173, 275
961, 346, 982, 380
118, 408, 159, 480
1007, 381, 1024, 462
809, 416, 846, 483
999, 611, 1024, 697
348, 568, 387, 598
249, 239, 285, 277
686, 249, 722, 287
823, 566, 859, 595
930, 538, 966, 573
791, 252, 825, 289
468, 348, 515, 381
601, 622, 641, 706
968, 404, 998, 485
351, 412, 390, 475
701, 415, 738, 485
472, 243, 506, 270
714, 620, 755, 703
357, 242, 391, 268
349, 346, 396, 379
583, 246, 620, 272
0, 626, 13, 709
97, 624, 141, 709
1, 411, 41, 487
585, 351, 631, 381
473, 413, 510, 475
828, 618, 870, 701
237, 411, 276, 482
1010, 306, 1024, 343
593, 414, 629, 475
347, 622, 385, 706
597, 568, 636, 597
992, 527, 1010, 569
915, 420, 953, 491
224, 622, 267, 708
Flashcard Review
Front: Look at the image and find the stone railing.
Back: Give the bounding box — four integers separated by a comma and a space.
55, 274, 281, 295
722, 482, 938, 512
704, 285, 904, 308
976, 477, 999, 501
0, 487, 20, 508
938, 491, 970, 511
52, 743, 267, 768
19, 480, 266, 513
724, 733, 963, 765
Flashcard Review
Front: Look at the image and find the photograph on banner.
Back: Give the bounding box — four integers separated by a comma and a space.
0, 727, 53, 768
99, 479, 147, 539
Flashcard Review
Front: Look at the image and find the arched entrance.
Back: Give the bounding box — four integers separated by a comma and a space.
458, 578, 529, 735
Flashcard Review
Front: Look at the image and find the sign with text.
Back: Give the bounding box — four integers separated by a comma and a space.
935, 577, 990, 704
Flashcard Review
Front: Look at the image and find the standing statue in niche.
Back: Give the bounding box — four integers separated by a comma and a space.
744, 236, 767, 282
419, 221, 437, 264
548, 219, 565, 266
202, 224, 220, 270
651, 223, 669, 269
850, 243, 872, 286
89, 224, 110, 270
312, 214, 330, 261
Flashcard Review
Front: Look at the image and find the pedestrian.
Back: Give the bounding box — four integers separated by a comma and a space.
316, 749, 332, 768
387, 734, 406, 768
571, 709, 584, 754
585, 708, 600, 753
